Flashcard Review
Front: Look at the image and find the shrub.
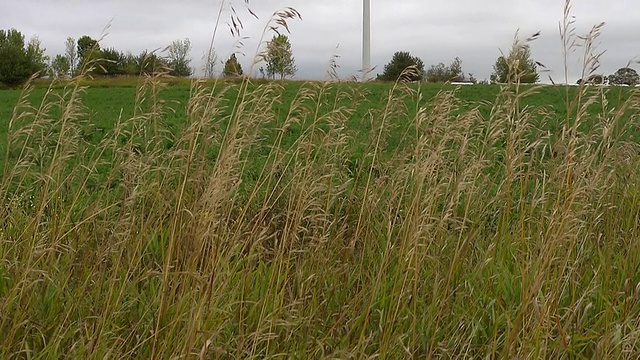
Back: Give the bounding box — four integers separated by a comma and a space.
378, 51, 425, 82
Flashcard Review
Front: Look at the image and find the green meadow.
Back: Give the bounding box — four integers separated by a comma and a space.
1, 79, 636, 173
1, 74, 640, 358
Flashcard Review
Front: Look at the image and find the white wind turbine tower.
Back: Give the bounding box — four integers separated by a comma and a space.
362, 0, 371, 80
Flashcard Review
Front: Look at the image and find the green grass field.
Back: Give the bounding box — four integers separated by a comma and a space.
1, 73, 640, 358
1, 79, 636, 175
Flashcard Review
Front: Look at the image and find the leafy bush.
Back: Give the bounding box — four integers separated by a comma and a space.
608, 67, 639, 86
577, 74, 606, 85
426, 57, 462, 83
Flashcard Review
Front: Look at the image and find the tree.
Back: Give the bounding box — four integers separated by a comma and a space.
65, 37, 77, 76
223, 54, 243, 77
490, 44, 539, 84
127, 50, 167, 76
77, 35, 99, 62
425, 63, 447, 82
97, 47, 125, 76
449, 57, 463, 79
50, 54, 70, 78
426, 57, 464, 83
203, 47, 217, 78
77, 35, 100, 72
0, 29, 48, 87
265, 34, 297, 80
167, 38, 192, 77
608, 67, 639, 86
377, 51, 425, 82
0, 29, 30, 87
26, 36, 48, 76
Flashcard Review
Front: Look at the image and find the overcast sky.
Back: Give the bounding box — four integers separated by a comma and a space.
2, 0, 639, 83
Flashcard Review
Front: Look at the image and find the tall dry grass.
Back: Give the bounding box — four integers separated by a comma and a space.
2, 0, 640, 358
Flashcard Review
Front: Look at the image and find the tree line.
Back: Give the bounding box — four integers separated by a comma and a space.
378, 46, 640, 86
0, 28, 298, 87
576, 68, 640, 86
3, 26, 639, 88
0, 30, 195, 87
377, 46, 540, 84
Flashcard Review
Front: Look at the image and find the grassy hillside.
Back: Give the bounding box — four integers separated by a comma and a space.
1, 74, 640, 358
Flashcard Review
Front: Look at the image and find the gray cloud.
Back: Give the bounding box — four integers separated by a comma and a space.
1, 0, 638, 83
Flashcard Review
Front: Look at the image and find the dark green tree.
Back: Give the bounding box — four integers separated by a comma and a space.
490, 45, 539, 84
265, 34, 297, 80
121, 53, 137, 76
97, 47, 124, 76
608, 67, 639, 86
223, 54, 243, 77
77, 36, 99, 61
0, 29, 48, 87
377, 51, 425, 82
124, 50, 168, 76
77, 35, 100, 72
0, 30, 29, 87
